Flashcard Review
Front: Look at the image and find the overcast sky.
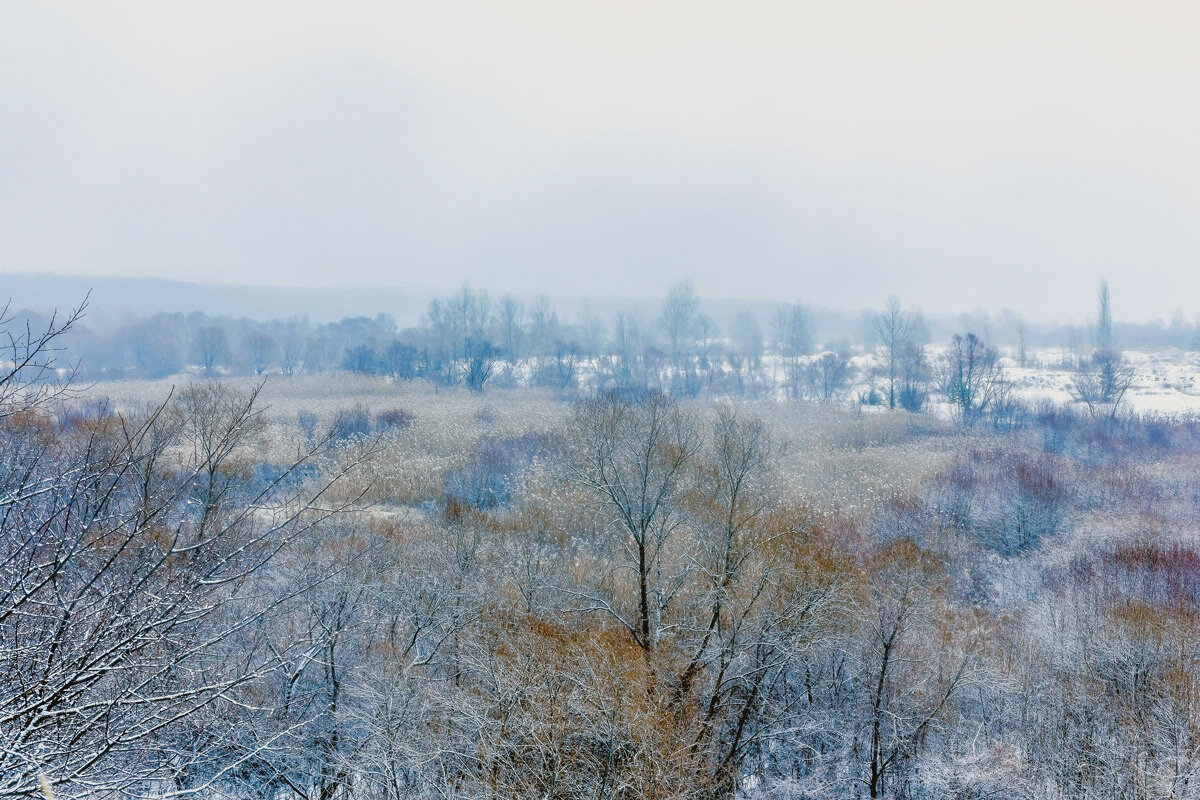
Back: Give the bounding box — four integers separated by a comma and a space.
2, 1, 1198, 322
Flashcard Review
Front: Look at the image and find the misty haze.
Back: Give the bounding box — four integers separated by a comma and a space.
3, 3, 1200, 800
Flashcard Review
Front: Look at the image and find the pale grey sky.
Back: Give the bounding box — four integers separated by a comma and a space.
2, 1, 1198, 321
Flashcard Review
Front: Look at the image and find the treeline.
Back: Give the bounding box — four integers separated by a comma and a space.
51, 283, 851, 398
47, 282, 1200, 395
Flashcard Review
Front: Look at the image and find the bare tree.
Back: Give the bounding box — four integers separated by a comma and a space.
495, 294, 525, 362
276, 318, 309, 376
565, 391, 702, 651
0, 379, 364, 796
679, 406, 776, 790
1070, 353, 1135, 419
896, 336, 930, 412
807, 349, 853, 403
609, 309, 658, 392
938, 333, 1005, 426
241, 330, 279, 375
576, 301, 607, 360
126, 313, 186, 378
191, 323, 229, 375
527, 294, 558, 358
661, 280, 699, 375
858, 540, 970, 799
1095, 280, 1113, 354
774, 302, 813, 399
423, 283, 497, 388
464, 337, 498, 393
0, 295, 86, 419
729, 310, 764, 397
873, 296, 912, 410
1071, 280, 1135, 418
1001, 308, 1029, 369
695, 312, 720, 372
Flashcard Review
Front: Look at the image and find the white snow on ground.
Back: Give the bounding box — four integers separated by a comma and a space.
1011, 347, 1200, 415
779, 345, 1200, 417
862, 345, 1200, 416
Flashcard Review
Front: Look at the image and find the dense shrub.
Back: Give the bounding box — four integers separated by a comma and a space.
328, 404, 372, 440
375, 407, 415, 432
925, 448, 1072, 556
442, 433, 554, 510
297, 408, 318, 441
897, 383, 927, 413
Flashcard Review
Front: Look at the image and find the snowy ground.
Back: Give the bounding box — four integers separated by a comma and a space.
997, 346, 1200, 415
743, 345, 1200, 417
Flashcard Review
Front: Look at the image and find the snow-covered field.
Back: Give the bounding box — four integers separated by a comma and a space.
986, 347, 1200, 415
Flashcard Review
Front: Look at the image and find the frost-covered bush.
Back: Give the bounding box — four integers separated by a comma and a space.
442, 432, 555, 510
375, 407, 415, 432
328, 403, 372, 440
925, 447, 1073, 556
297, 408, 318, 441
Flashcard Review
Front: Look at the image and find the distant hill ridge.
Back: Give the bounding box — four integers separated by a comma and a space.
0, 272, 874, 339
0, 273, 435, 326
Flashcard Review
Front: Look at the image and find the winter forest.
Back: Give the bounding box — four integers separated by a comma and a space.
6, 281, 1200, 800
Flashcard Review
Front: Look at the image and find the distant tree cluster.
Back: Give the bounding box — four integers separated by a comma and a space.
22, 278, 1186, 424
66, 311, 397, 380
